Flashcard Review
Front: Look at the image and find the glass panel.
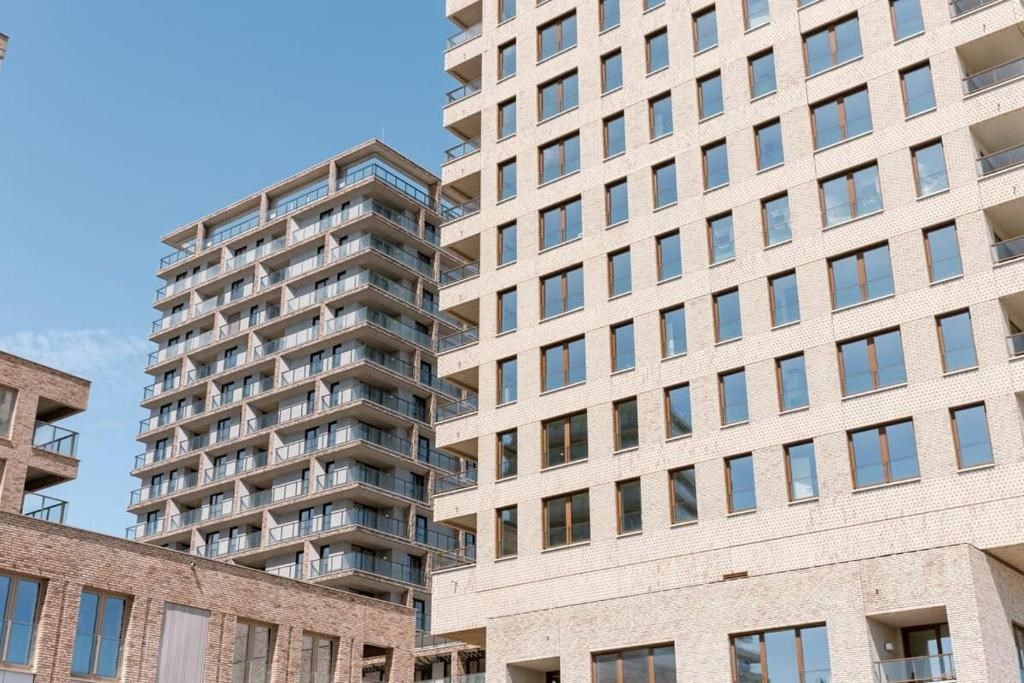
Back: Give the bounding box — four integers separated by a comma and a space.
601, 0, 620, 30
705, 143, 730, 188
653, 646, 677, 683
658, 233, 682, 279
903, 64, 936, 115
499, 160, 517, 200
764, 195, 791, 245
603, 52, 623, 92
610, 250, 631, 295
804, 29, 833, 75
834, 17, 862, 65
851, 427, 885, 487
779, 355, 809, 411
757, 122, 784, 169
569, 413, 588, 461
734, 634, 764, 682
595, 653, 618, 683
543, 345, 564, 391
608, 182, 630, 225
651, 96, 673, 138
622, 647, 648, 679
747, 0, 771, 29
728, 455, 757, 511
648, 31, 669, 71
750, 52, 776, 98
605, 115, 626, 156
939, 311, 977, 371
499, 358, 517, 404
654, 163, 678, 207
71, 591, 100, 675
672, 467, 698, 522
914, 142, 948, 196
787, 442, 819, 500
772, 273, 800, 326
925, 225, 962, 282
801, 625, 832, 683
888, 420, 920, 481
840, 338, 873, 395
694, 10, 718, 51
618, 480, 643, 531
852, 165, 882, 216
954, 404, 993, 468
845, 89, 872, 138
499, 224, 517, 265
892, 0, 924, 39
499, 430, 518, 478
5, 579, 39, 665
499, 290, 517, 333
813, 99, 842, 149
874, 330, 907, 388
567, 338, 586, 385
721, 371, 749, 424
95, 596, 126, 677
764, 629, 799, 683
667, 386, 693, 438
821, 175, 852, 226
709, 214, 735, 263
715, 289, 742, 341
570, 491, 590, 542
616, 400, 639, 451
613, 322, 636, 371
663, 307, 688, 357
700, 74, 724, 118
863, 244, 894, 300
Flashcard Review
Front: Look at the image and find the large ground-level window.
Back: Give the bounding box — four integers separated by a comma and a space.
594, 643, 676, 682
731, 624, 831, 682
233, 621, 276, 683
71, 590, 129, 680
300, 633, 337, 683
0, 573, 41, 666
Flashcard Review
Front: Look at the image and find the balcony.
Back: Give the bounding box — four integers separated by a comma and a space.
949, 0, 1004, 17
210, 377, 274, 408
972, 111, 1024, 177
159, 245, 195, 269
187, 350, 251, 384
239, 479, 308, 512
138, 400, 205, 435
322, 384, 429, 424
446, 79, 481, 106
332, 234, 435, 279
246, 401, 316, 435
147, 331, 215, 367
286, 270, 416, 314
253, 324, 321, 359
960, 24, 1024, 95
432, 545, 477, 571
876, 654, 955, 682
202, 448, 268, 483
433, 468, 478, 495
269, 507, 408, 545
179, 423, 242, 454
151, 309, 189, 334
274, 423, 412, 463
22, 492, 68, 523
985, 197, 1024, 264
267, 182, 328, 221
310, 552, 425, 586
318, 464, 427, 502
194, 283, 255, 317
133, 443, 178, 470
203, 212, 260, 249
218, 306, 280, 340
167, 499, 234, 531
142, 374, 181, 401
443, 138, 481, 165
126, 517, 165, 540
33, 421, 79, 458
262, 254, 324, 288
129, 472, 198, 505
437, 327, 478, 353
440, 261, 480, 286
447, 23, 481, 50
338, 161, 436, 211
192, 531, 261, 559
155, 262, 221, 301
1002, 292, 1024, 356
224, 237, 287, 271
325, 307, 433, 350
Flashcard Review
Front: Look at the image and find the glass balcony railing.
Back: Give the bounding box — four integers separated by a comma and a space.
414, 526, 460, 552
239, 479, 308, 511
266, 563, 303, 579
446, 79, 481, 105
126, 517, 165, 540
269, 507, 408, 545
167, 500, 234, 531
246, 400, 316, 434
253, 324, 320, 359
274, 423, 412, 463
218, 306, 280, 339
443, 138, 481, 164
202, 449, 268, 483
311, 552, 425, 586
440, 262, 480, 285
133, 444, 176, 470
446, 22, 482, 49
437, 327, 479, 353
22, 492, 68, 523
325, 307, 433, 349
441, 199, 480, 223
151, 309, 189, 333
139, 401, 205, 435
978, 142, 1024, 176
286, 271, 415, 313
179, 423, 241, 454
433, 468, 478, 495
33, 421, 79, 457
331, 233, 435, 279
418, 447, 462, 473
318, 464, 426, 502
147, 330, 214, 366
432, 545, 477, 571
223, 237, 286, 272
322, 384, 429, 423
210, 377, 274, 408
1008, 331, 1024, 357
339, 163, 436, 210
435, 394, 479, 422
129, 472, 198, 505
194, 283, 255, 317
160, 246, 195, 269
142, 375, 181, 401
155, 263, 221, 301
267, 183, 328, 220
963, 57, 1024, 94
193, 531, 260, 559
992, 234, 1024, 263
949, 0, 1000, 16
203, 213, 260, 249
260, 254, 325, 288
187, 350, 249, 384
875, 653, 955, 682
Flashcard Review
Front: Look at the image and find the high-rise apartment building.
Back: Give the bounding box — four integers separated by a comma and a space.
131, 140, 486, 681
432, 0, 1024, 680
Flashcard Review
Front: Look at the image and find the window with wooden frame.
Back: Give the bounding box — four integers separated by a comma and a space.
614, 397, 639, 451
606, 179, 630, 226
593, 644, 676, 682
936, 309, 977, 372
543, 490, 590, 547
719, 369, 749, 425
692, 6, 718, 52
70, 590, 130, 680
702, 139, 730, 190
745, 0, 771, 30
911, 139, 949, 197
656, 231, 682, 280
803, 15, 862, 76
300, 633, 337, 683
498, 158, 517, 201
664, 384, 692, 438
499, 40, 517, 79
761, 193, 791, 246
497, 356, 518, 404
890, 0, 924, 41
543, 411, 588, 467
848, 419, 919, 488
496, 506, 518, 557
951, 403, 993, 469
538, 11, 577, 61
900, 62, 935, 116
819, 163, 882, 226
828, 242, 894, 309
540, 197, 582, 250
697, 71, 724, 119
542, 336, 586, 391
669, 467, 698, 523
652, 160, 678, 208
0, 573, 41, 666
785, 441, 819, 500
542, 264, 584, 318
498, 287, 517, 334
769, 270, 800, 327
499, 0, 516, 22
776, 353, 809, 411
754, 119, 783, 170
616, 478, 643, 533
611, 320, 636, 372
603, 112, 626, 157
498, 222, 517, 266
713, 288, 742, 342
648, 92, 673, 139
660, 305, 687, 358
708, 212, 735, 264
837, 328, 906, 395
498, 98, 517, 139
602, 49, 623, 93
497, 429, 518, 479
811, 86, 872, 149
539, 133, 580, 185
600, 0, 621, 31
923, 223, 962, 282
725, 453, 756, 512
748, 50, 776, 99
731, 624, 831, 682
607, 248, 632, 297
538, 70, 579, 121
645, 28, 670, 73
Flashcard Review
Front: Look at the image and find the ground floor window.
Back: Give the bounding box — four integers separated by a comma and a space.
593, 643, 675, 682
731, 624, 830, 683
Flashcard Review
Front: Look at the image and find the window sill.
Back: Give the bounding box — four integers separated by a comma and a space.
538, 169, 580, 190
610, 366, 635, 377
495, 554, 518, 563
646, 65, 671, 78
721, 419, 750, 430
916, 187, 950, 202
814, 129, 873, 155
541, 457, 588, 474
538, 234, 583, 255
852, 477, 920, 494
963, 72, 1024, 99
771, 319, 801, 331
779, 404, 810, 416
823, 208, 885, 231
497, 74, 516, 85
841, 382, 907, 402
496, 259, 517, 270
537, 44, 577, 67
539, 380, 586, 397
497, 133, 517, 143
757, 162, 784, 175
496, 194, 517, 206
498, 16, 516, 27
604, 150, 626, 162
662, 350, 688, 361
606, 218, 629, 230
764, 238, 793, 251
905, 106, 937, 121
958, 462, 996, 474
942, 365, 978, 378
539, 306, 583, 323
797, 0, 824, 7
893, 29, 925, 45
665, 433, 693, 444
496, 474, 517, 483
704, 181, 730, 194
694, 44, 718, 57
832, 292, 896, 314
650, 131, 674, 144
727, 508, 757, 518
602, 85, 624, 97
538, 105, 579, 127
929, 273, 963, 287
497, 399, 517, 409
599, 24, 621, 35
744, 19, 771, 34
608, 290, 632, 301
710, 256, 736, 268
643, 2, 666, 14
541, 540, 590, 554
653, 201, 678, 213
750, 89, 778, 103
805, 55, 863, 82
617, 529, 643, 539
613, 446, 640, 456
657, 273, 683, 285
671, 519, 699, 528
714, 336, 742, 347
788, 496, 819, 506
496, 328, 516, 338
698, 111, 725, 124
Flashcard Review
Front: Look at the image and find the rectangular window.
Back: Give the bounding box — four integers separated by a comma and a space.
714, 288, 742, 342
497, 357, 518, 404
692, 7, 718, 52
542, 265, 584, 318
838, 329, 906, 395
923, 223, 962, 282
498, 158, 517, 201
648, 92, 674, 139
614, 398, 640, 451
761, 193, 791, 246
900, 62, 935, 116
646, 29, 670, 73
952, 403, 993, 469
703, 140, 730, 189
608, 249, 631, 297
732, 625, 831, 681
748, 50, 776, 98
543, 490, 590, 547
769, 271, 800, 326
540, 197, 582, 250
611, 321, 636, 372
657, 231, 682, 280
661, 305, 688, 357
496, 506, 518, 557
777, 353, 809, 411
499, 40, 517, 79
499, 0, 516, 22
538, 71, 579, 121
664, 384, 693, 438
600, 0, 621, 31
820, 163, 882, 226
0, 573, 41, 666
912, 139, 949, 196
498, 98, 517, 139
604, 112, 626, 157
498, 222, 517, 266
300, 633, 337, 683
539, 132, 580, 184
538, 12, 577, 61
593, 647, 671, 683
653, 160, 678, 208
698, 71, 724, 119
785, 441, 819, 500
828, 243, 894, 309
708, 212, 735, 264
937, 310, 977, 372
0, 386, 16, 439
719, 369, 749, 425
498, 288, 517, 333
726, 454, 756, 512
232, 621, 275, 683
544, 411, 588, 467
498, 429, 518, 479
71, 591, 129, 679
745, 0, 771, 30
667, 469, 700, 529
542, 337, 586, 391
616, 478, 643, 533
755, 120, 784, 170
849, 419, 919, 487
606, 179, 629, 225
803, 15, 862, 76
890, 0, 924, 40
811, 87, 872, 149
602, 50, 623, 93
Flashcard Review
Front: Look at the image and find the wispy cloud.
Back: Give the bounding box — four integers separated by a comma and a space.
0, 329, 150, 381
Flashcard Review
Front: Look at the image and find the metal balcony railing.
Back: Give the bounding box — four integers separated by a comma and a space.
417, 446, 462, 473
437, 327, 479, 353
875, 653, 955, 682
414, 526, 460, 552
978, 142, 1024, 176
133, 444, 176, 470
318, 464, 426, 502
311, 552, 425, 586
322, 384, 429, 423
963, 57, 1024, 94
22, 493, 68, 523
33, 421, 79, 458
992, 234, 1024, 263
325, 308, 433, 349
269, 507, 407, 545
239, 479, 308, 511
167, 500, 234, 531
126, 517, 165, 540
210, 377, 273, 408
261, 254, 325, 288
446, 22, 482, 49
202, 449, 268, 483
443, 138, 481, 164
129, 472, 198, 505
142, 375, 180, 401
441, 199, 480, 223
159, 245, 195, 269
440, 262, 480, 285
274, 423, 412, 463
949, 0, 1000, 16
192, 531, 261, 559
432, 545, 477, 571
436, 394, 479, 422
433, 468, 478, 495
338, 163, 436, 210
203, 213, 260, 249
267, 183, 328, 220
446, 79, 481, 105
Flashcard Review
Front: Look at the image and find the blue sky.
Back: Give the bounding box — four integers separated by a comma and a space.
0, 1, 453, 536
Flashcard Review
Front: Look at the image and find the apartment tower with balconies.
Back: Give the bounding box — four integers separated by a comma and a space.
131, 140, 486, 682
432, 0, 1024, 681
